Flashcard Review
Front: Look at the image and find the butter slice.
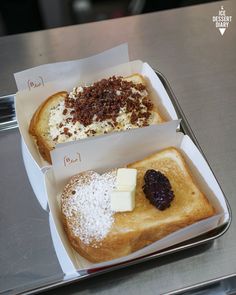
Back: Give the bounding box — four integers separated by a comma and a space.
111, 190, 135, 212
116, 168, 137, 190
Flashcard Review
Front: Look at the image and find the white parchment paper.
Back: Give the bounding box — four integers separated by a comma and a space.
51, 121, 180, 192
15, 55, 178, 170
14, 44, 130, 91
45, 122, 228, 273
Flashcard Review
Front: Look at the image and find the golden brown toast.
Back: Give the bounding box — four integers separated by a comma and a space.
61, 147, 215, 263
29, 74, 164, 164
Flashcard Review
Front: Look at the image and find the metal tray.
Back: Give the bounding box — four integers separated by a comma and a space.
0, 71, 231, 295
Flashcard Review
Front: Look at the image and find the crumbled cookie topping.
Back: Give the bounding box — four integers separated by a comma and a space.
49, 76, 156, 143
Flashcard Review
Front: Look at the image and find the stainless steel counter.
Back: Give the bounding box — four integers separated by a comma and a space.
0, 0, 236, 294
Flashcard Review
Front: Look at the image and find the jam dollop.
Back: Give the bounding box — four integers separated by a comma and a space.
142, 169, 174, 210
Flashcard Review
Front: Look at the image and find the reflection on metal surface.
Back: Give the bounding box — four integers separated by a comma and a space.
0, 94, 18, 131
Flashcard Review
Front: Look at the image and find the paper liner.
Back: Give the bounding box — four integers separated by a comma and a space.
15, 46, 178, 171
51, 120, 180, 192
14, 44, 130, 91
45, 123, 229, 274
21, 139, 48, 210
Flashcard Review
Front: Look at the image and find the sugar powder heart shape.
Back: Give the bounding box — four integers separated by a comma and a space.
61, 170, 117, 245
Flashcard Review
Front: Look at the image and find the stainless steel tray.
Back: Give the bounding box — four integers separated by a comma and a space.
0, 94, 17, 131
0, 71, 231, 295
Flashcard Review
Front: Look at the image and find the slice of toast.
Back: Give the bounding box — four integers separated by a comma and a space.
29, 74, 164, 164
61, 147, 215, 263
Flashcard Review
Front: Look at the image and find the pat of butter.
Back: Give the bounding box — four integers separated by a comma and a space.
111, 190, 135, 212
116, 168, 137, 190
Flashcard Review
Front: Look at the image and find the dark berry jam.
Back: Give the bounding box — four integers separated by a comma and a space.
142, 169, 174, 210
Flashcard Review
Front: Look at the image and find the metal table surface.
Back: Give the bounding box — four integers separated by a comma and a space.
0, 0, 236, 294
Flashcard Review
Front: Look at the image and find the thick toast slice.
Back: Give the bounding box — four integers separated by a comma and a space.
61, 147, 215, 263
29, 74, 164, 163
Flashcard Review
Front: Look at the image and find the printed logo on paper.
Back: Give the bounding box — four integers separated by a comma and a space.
212, 6, 232, 36
63, 152, 81, 167
27, 76, 44, 90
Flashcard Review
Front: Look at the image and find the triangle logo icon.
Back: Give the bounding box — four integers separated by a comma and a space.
219, 28, 226, 35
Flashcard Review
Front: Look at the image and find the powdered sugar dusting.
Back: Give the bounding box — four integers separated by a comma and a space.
61, 170, 116, 246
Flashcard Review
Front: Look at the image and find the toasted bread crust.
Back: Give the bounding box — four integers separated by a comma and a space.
29, 91, 68, 135
33, 133, 53, 164
61, 147, 215, 263
29, 91, 68, 163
